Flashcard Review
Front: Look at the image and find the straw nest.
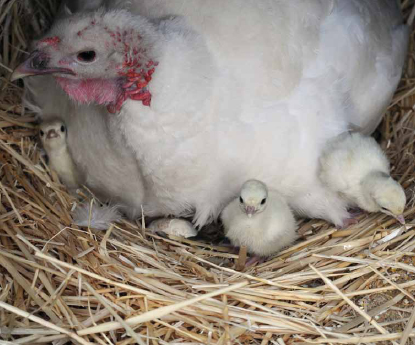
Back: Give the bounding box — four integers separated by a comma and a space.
1, 1, 415, 344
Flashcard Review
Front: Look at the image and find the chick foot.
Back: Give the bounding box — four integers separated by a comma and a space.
338, 217, 359, 229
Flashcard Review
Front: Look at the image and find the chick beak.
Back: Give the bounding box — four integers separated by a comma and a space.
396, 214, 405, 225
46, 129, 59, 139
381, 209, 405, 225
245, 206, 256, 218
11, 50, 75, 81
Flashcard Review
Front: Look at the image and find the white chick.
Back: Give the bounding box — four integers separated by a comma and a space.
39, 119, 81, 191
221, 180, 297, 262
319, 132, 406, 224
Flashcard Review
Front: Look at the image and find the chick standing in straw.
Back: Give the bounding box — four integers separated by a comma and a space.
221, 179, 298, 266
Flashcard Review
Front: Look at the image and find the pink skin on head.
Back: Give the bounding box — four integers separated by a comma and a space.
55, 77, 121, 105
38, 36, 60, 50
54, 26, 157, 113
57, 57, 71, 66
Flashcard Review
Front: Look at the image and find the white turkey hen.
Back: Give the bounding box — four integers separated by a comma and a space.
13, 1, 408, 228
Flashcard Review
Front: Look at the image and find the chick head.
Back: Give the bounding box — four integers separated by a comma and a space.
39, 119, 67, 150
239, 179, 268, 217
368, 174, 406, 224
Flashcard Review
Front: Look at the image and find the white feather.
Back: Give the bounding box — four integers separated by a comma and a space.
73, 203, 122, 230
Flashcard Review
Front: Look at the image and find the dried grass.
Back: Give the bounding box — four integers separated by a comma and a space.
0, 1, 415, 344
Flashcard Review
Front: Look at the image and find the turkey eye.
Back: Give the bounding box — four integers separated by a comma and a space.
239, 197, 244, 204
261, 198, 266, 205
60, 125, 66, 132
40, 130, 44, 136
77, 50, 96, 62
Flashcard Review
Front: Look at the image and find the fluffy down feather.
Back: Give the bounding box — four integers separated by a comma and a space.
73, 203, 122, 230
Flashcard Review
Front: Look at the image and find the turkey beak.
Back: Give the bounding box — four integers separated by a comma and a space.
46, 129, 59, 139
245, 206, 256, 217
11, 50, 75, 81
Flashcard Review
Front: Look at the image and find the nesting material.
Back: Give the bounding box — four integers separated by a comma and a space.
0, 1, 415, 344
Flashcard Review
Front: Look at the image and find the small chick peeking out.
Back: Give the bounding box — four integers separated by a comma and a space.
39, 119, 81, 192
221, 179, 297, 266
319, 132, 406, 224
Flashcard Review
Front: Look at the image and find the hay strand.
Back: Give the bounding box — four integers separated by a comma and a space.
0, 301, 92, 345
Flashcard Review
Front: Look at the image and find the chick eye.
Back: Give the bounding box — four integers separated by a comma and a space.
261, 198, 267, 205
60, 125, 66, 132
76, 50, 96, 63
239, 197, 244, 204
40, 130, 44, 137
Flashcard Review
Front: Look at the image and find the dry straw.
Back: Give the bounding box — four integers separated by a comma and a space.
0, 1, 415, 344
